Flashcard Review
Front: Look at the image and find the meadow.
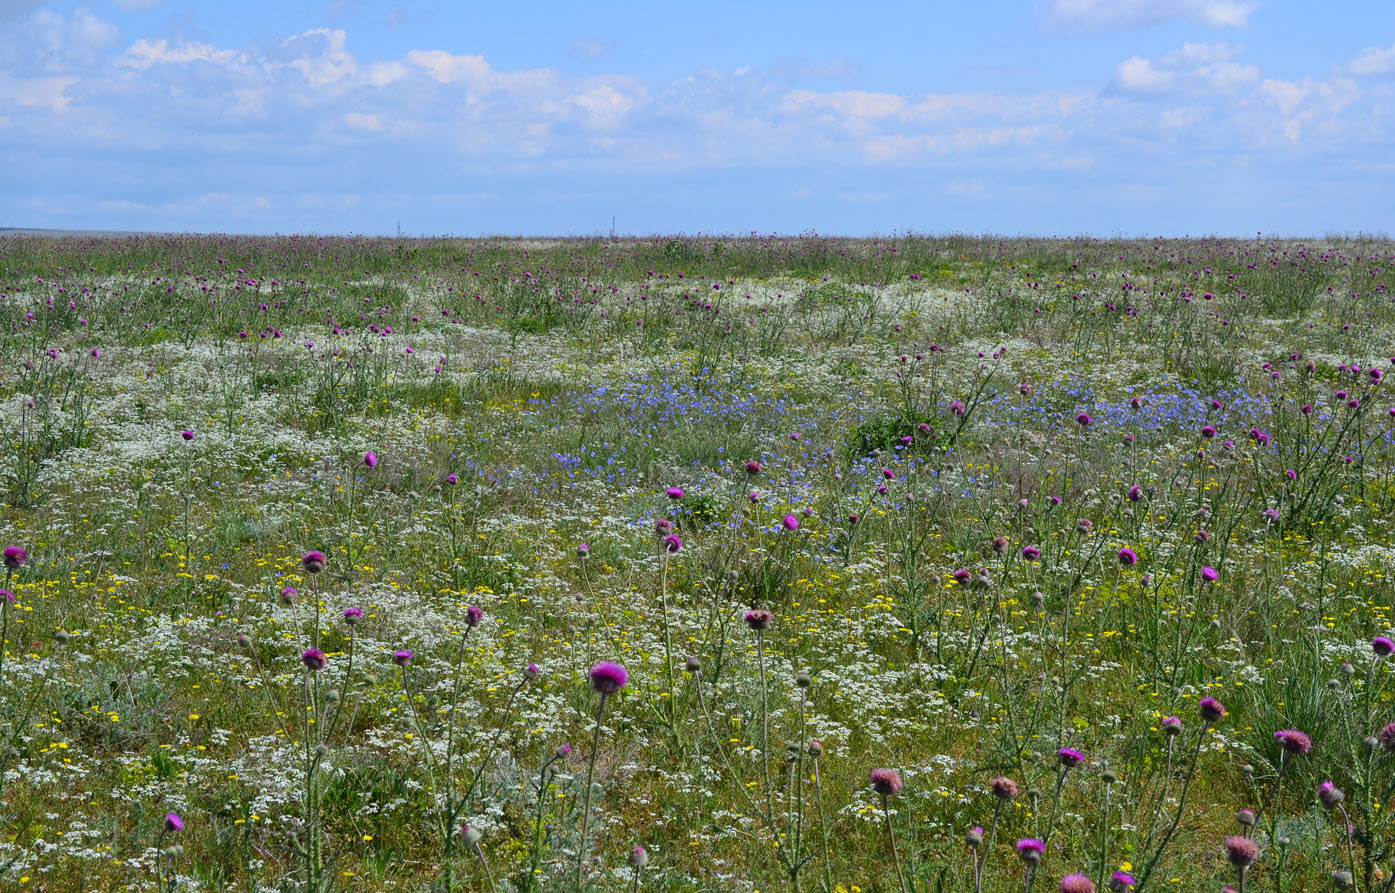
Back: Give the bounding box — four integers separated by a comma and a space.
0, 232, 1393, 893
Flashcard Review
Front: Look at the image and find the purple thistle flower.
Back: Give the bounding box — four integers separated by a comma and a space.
1022, 545, 1042, 561
446, 473, 459, 485
1373, 637, 1395, 658
1127, 485, 1142, 502
870, 767, 904, 796
301, 649, 327, 671
1319, 781, 1345, 809
1061, 873, 1096, 893
589, 661, 629, 695
393, 650, 412, 667
1076, 412, 1092, 427
1201, 425, 1217, 439
165, 812, 183, 832
2, 546, 27, 569
1379, 721, 1395, 752
1275, 729, 1312, 754
965, 826, 984, 846
745, 460, 762, 475
302, 551, 326, 574
1200, 566, 1219, 583
465, 605, 484, 626
953, 568, 973, 585
663, 534, 682, 553
1163, 716, 1183, 736
665, 487, 684, 500
364, 451, 378, 468
1058, 747, 1085, 768
744, 610, 774, 631
1200, 697, 1227, 723
1016, 838, 1045, 865
990, 775, 1020, 799
1118, 547, 1139, 567
782, 514, 799, 531
181, 430, 195, 441
1225, 835, 1260, 867
576, 542, 590, 558
1109, 871, 1137, 892
343, 607, 362, 625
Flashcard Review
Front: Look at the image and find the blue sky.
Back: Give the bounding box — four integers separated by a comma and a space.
2, 0, 1393, 236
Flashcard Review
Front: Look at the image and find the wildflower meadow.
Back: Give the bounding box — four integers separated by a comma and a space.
2, 232, 1395, 893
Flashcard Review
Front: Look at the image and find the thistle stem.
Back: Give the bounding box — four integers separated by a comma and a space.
575, 692, 609, 893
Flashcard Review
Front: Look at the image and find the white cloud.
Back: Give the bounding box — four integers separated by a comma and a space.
9, 7, 121, 73
785, 90, 906, 119
944, 179, 985, 195
571, 84, 635, 129
279, 29, 357, 87
405, 50, 494, 86
367, 61, 407, 87
1115, 57, 1173, 92
120, 38, 245, 69
0, 73, 77, 110
1046, 0, 1258, 29
344, 112, 383, 131
568, 38, 616, 59
1113, 43, 1259, 94
1344, 43, 1395, 78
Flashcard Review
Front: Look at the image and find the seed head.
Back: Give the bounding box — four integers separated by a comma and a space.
1225, 835, 1260, 868
1275, 729, 1312, 755
989, 776, 1020, 800
744, 610, 774, 631
870, 768, 903, 796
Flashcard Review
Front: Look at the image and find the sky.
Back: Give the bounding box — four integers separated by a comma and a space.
1, 0, 1394, 237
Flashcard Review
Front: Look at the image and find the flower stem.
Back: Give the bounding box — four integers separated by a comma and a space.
575, 692, 609, 893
